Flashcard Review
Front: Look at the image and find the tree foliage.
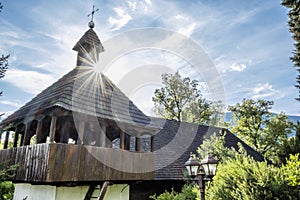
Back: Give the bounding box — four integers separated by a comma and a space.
0, 54, 9, 96
282, 154, 300, 187
196, 132, 245, 163
282, 0, 300, 100
149, 184, 198, 200
152, 72, 223, 125
228, 99, 294, 165
196, 131, 300, 200
0, 162, 17, 200
206, 154, 300, 200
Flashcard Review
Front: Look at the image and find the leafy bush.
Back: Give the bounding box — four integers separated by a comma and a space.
150, 184, 198, 200
282, 154, 300, 187
206, 155, 299, 200
0, 182, 14, 200
0, 162, 18, 200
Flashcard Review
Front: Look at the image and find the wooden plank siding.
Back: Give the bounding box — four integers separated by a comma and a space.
0, 143, 155, 183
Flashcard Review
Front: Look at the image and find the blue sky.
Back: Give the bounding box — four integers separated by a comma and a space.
0, 0, 299, 118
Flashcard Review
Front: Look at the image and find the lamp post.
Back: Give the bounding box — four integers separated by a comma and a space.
185, 153, 219, 200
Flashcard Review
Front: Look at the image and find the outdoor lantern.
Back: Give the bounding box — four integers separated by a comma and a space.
184, 153, 200, 178
200, 154, 219, 179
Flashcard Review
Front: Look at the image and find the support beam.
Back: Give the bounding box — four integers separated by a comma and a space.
22, 122, 32, 146
60, 120, 70, 143
77, 121, 85, 145
100, 120, 107, 147
20, 131, 24, 146
151, 136, 155, 152
125, 135, 131, 150
13, 126, 19, 147
120, 130, 125, 150
35, 120, 43, 144
135, 137, 141, 152
49, 116, 57, 143
3, 131, 10, 149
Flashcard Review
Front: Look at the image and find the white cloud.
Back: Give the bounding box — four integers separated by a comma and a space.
127, 0, 137, 11
175, 14, 187, 20
178, 22, 198, 37
252, 83, 280, 99
108, 8, 132, 31
0, 31, 20, 39
230, 63, 247, 72
0, 111, 13, 122
0, 100, 22, 108
144, 0, 152, 6
3, 69, 57, 94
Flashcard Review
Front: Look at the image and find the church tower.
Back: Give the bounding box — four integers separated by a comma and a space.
0, 6, 158, 200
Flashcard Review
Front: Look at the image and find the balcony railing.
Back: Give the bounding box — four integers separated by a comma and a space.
0, 143, 155, 183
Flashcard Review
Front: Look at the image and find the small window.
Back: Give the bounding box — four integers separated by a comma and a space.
112, 138, 120, 149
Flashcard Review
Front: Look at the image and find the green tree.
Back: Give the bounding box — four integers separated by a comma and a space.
282, 0, 300, 101
150, 184, 198, 200
0, 162, 17, 200
196, 132, 245, 162
0, 2, 9, 117
0, 54, 9, 97
282, 154, 300, 187
206, 154, 299, 200
152, 72, 222, 125
272, 121, 300, 164
228, 99, 294, 165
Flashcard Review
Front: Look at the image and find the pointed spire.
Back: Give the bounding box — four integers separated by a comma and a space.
73, 5, 104, 66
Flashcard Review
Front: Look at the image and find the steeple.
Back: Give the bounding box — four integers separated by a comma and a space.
73, 5, 104, 66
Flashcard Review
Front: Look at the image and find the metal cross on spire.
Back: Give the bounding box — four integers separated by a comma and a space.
87, 5, 99, 28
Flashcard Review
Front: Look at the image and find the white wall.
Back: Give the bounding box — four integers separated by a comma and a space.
56, 186, 89, 200
14, 184, 56, 200
13, 183, 129, 200
104, 184, 129, 200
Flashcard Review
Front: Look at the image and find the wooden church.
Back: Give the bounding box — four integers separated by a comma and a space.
0, 11, 263, 200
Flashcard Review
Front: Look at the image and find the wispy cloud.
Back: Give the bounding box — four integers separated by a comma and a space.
3, 69, 56, 94
108, 7, 132, 31
0, 100, 22, 108
178, 22, 199, 37
252, 83, 281, 99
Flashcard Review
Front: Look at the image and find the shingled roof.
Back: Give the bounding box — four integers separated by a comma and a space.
152, 118, 264, 180
0, 66, 159, 133
1, 27, 159, 134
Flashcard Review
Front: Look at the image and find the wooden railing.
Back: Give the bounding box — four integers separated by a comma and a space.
0, 143, 155, 183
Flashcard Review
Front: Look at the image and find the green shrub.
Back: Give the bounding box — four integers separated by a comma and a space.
150, 184, 198, 200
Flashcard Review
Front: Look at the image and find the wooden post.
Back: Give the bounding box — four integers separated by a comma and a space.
20, 131, 24, 146
100, 119, 107, 147
3, 131, 10, 149
135, 137, 141, 152
22, 122, 31, 146
35, 120, 43, 144
120, 130, 125, 150
13, 126, 19, 147
60, 120, 70, 143
49, 116, 57, 143
125, 135, 131, 150
151, 136, 155, 152
77, 120, 85, 145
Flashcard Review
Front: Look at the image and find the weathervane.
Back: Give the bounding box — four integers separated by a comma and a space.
87, 5, 99, 28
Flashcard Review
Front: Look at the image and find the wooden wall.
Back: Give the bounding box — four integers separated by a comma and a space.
0, 143, 155, 183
